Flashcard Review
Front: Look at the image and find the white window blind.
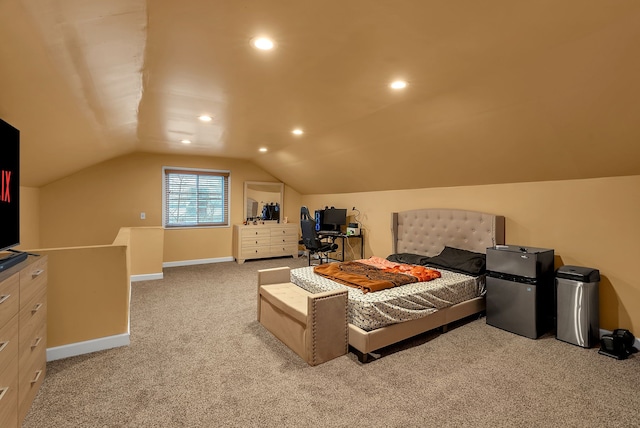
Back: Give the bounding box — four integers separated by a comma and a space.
163, 168, 230, 228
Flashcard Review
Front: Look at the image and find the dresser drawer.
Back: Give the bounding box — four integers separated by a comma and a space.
241, 236, 271, 247
240, 228, 270, 239
241, 246, 272, 259
270, 234, 298, 246
19, 258, 47, 308
19, 322, 46, 378
0, 317, 18, 377
270, 244, 298, 257
0, 356, 18, 428
18, 347, 45, 424
0, 274, 19, 328
271, 226, 297, 237
19, 288, 46, 358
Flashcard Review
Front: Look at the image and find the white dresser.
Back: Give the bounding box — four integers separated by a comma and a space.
233, 223, 299, 264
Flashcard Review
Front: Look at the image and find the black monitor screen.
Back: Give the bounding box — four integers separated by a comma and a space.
323, 208, 346, 229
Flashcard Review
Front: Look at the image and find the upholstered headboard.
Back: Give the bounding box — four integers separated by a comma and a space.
391, 209, 505, 257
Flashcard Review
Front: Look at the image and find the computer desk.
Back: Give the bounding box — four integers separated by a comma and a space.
318, 232, 364, 261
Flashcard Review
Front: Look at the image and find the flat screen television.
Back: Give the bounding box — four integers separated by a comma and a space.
0, 118, 20, 253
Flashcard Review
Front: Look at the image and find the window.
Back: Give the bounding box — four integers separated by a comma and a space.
163, 167, 230, 228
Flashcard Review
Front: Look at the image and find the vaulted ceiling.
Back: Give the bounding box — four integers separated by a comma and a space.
1, 0, 639, 194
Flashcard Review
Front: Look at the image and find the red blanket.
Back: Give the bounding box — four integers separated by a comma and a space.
313, 261, 441, 293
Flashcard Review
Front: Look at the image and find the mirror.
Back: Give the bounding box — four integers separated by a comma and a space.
244, 181, 284, 223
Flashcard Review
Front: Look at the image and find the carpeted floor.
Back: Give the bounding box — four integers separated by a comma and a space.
23, 257, 640, 427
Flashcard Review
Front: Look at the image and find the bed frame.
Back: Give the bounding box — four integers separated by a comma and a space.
349, 208, 505, 362
259, 208, 505, 363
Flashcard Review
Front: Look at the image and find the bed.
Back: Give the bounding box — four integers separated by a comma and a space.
291, 208, 505, 362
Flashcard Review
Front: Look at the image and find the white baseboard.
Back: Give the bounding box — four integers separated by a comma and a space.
46, 333, 130, 362
163, 256, 234, 268
131, 272, 163, 282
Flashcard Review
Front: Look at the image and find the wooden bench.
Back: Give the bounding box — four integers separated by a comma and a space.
257, 267, 348, 366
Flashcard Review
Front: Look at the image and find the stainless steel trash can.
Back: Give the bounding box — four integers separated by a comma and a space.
556, 265, 600, 348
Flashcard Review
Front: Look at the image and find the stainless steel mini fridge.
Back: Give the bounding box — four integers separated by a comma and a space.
486, 245, 555, 339
556, 265, 600, 348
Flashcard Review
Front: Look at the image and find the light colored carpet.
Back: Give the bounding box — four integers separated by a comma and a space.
23, 257, 640, 427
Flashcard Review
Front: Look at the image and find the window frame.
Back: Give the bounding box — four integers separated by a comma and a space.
162, 166, 231, 229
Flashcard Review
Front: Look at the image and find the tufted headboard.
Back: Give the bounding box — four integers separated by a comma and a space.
391, 209, 505, 257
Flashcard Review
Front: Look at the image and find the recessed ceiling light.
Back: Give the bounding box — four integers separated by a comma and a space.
390, 80, 408, 89
251, 37, 275, 50
292, 129, 304, 136
198, 115, 212, 122
259, 147, 268, 152
181, 139, 191, 144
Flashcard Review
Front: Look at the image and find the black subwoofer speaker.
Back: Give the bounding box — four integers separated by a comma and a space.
598, 329, 636, 360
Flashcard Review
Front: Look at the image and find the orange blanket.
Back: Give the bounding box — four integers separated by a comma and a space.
313, 261, 441, 293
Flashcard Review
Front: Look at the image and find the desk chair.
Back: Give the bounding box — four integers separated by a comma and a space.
300, 206, 338, 266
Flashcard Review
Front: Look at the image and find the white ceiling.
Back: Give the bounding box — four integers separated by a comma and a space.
1, 0, 639, 193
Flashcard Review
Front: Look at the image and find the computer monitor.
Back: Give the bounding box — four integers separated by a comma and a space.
262, 203, 280, 222
322, 208, 347, 231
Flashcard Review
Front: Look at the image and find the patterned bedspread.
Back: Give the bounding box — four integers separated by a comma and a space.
313, 260, 441, 293
291, 265, 485, 331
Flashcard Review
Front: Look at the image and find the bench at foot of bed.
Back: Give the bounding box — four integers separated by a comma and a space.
257, 267, 348, 366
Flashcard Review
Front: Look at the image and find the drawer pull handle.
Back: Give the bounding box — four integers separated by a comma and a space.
32, 303, 43, 313
0, 387, 8, 401
32, 269, 45, 278
0, 294, 10, 305
32, 337, 42, 349
0, 341, 8, 353
31, 370, 43, 384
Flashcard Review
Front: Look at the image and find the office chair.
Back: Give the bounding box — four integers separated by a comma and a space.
300, 206, 338, 266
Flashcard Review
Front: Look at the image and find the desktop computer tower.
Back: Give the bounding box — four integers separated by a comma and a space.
314, 210, 324, 231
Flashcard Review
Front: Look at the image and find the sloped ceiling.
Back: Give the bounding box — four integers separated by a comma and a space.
1, 0, 639, 193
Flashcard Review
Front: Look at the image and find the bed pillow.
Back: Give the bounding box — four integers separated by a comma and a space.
424, 246, 486, 276
386, 253, 431, 266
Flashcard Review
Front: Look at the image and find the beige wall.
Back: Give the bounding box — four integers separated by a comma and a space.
17, 186, 40, 250
302, 175, 640, 335
37, 245, 130, 348
113, 227, 164, 276
37, 152, 301, 263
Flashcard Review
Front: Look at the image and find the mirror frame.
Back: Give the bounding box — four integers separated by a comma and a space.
244, 181, 284, 223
